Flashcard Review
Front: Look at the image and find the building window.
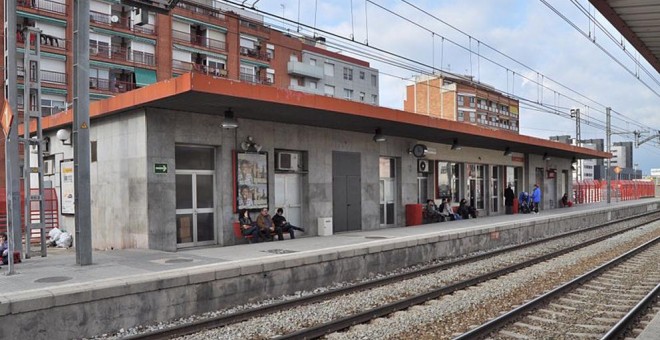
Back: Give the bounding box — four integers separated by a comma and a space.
324, 84, 335, 96
457, 111, 465, 121
359, 71, 365, 79
240, 64, 256, 83
324, 62, 334, 77
309, 80, 318, 89
469, 97, 475, 107
41, 98, 65, 117
344, 88, 353, 99
371, 94, 378, 104
457, 95, 464, 106
359, 92, 365, 101
266, 46, 274, 60
310, 58, 316, 66
266, 70, 274, 84
371, 74, 377, 87
89, 39, 110, 57
343, 67, 353, 80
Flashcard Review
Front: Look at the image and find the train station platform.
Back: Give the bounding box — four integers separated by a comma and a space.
0, 199, 658, 339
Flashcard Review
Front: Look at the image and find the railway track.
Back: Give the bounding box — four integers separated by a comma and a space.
456, 235, 660, 339
118, 212, 659, 340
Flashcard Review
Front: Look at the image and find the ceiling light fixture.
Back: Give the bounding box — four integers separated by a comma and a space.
543, 153, 551, 161
221, 108, 238, 129
373, 128, 386, 142
450, 139, 461, 151
503, 147, 512, 156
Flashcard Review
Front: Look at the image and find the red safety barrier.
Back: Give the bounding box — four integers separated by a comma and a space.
0, 187, 60, 244
573, 179, 655, 203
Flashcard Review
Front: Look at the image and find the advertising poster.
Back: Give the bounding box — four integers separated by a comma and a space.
236, 152, 268, 211
61, 159, 75, 215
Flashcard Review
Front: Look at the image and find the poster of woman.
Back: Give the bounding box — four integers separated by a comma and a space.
236, 152, 268, 210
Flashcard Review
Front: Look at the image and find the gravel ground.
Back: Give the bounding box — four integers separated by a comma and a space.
164, 221, 660, 339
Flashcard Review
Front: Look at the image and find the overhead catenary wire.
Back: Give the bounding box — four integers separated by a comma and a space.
224, 0, 659, 152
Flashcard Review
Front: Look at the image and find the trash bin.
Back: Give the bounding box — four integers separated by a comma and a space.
512, 198, 519, 214
405, 204, 423, 226
317, 217, 333, 236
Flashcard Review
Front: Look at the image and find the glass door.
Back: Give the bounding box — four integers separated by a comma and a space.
379, 157, 396, 226
175, 145, 215, 248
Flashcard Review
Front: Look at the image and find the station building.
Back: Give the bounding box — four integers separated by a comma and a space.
20, 72, 609, 251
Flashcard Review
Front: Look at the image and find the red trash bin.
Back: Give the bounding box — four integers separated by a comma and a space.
405, 204, 423, 226
512, 198, 519, 214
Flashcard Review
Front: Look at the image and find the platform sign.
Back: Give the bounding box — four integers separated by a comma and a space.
61, 159, 75, 215
613, 166, 622, 174
154, 163, 168, 174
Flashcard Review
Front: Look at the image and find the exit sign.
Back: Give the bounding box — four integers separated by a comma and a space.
154, 163, 168, 174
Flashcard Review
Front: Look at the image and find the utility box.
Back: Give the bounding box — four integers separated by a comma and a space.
317, 217, 333, 236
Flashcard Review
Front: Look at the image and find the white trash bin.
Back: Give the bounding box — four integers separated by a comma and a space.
317, 217, 333, 236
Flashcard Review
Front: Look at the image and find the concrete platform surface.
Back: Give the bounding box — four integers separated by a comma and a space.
0, 199, 647, 293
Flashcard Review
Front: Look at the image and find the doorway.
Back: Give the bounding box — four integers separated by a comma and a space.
274, 173, 302, 227
332, 151, 361, 233
379, 157, 396, 226
175, 146, 216, 248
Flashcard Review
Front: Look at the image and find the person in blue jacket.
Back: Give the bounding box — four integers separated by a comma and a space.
531, 183, 542, 214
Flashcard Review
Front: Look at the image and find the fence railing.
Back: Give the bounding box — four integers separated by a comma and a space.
89, 9, 156, 35
18, 0, 67, 15
90, 44, 156, 67
172, 29, 227, 52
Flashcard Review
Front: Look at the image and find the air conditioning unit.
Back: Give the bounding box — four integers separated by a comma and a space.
44, 159, 55, 175
277, 152, 299, 171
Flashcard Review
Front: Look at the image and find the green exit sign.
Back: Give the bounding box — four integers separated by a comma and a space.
154, 163, 168, 174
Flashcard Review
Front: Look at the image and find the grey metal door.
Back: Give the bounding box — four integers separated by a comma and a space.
332, 151, 361, 233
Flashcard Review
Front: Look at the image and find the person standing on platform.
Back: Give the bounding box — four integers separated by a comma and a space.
504, 184, 515, 214
531, 184, 542, 214
0, 232, 9, 265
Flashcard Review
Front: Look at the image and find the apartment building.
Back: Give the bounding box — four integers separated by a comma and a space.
403, 73, 519, 133
3, 0, 379, 117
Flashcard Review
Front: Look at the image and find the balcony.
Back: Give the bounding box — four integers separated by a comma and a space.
90, 44, 156, 67
240, 46, 270, 62
17, 64, 66, 85
18, 0, 67, 15
239, 72, 272, 85
89, 10, 156, 35
89, 78, 136, 93
287, 60, 323, 79
172, 30, 226, 52
17, 30, 66, 50
175, 2, 225, 20
172, 60, 228, 77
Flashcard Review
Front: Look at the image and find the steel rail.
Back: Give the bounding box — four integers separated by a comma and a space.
601, 282, 660, 340
454, 235, 660, 340
123, 211, 659, 340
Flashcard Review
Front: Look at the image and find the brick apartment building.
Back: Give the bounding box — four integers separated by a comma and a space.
403, 73, 519, 133
1, 0, 380, 183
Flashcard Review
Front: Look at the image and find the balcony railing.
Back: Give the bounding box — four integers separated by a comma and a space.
239, 72, 272, 85
89, 10, 156, 35
239, 47, 270, 61
239, 19, 271, 34
90, 44, 156, 67
89, 78, 136, 93
18, 0, 67, 15
172, 29, 226, 52
17, 30, 66, 50
172, 60, 228, 77
17, 64, 66, 85
175, 1, 225, 20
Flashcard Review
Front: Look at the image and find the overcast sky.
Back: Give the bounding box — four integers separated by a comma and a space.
239, 0, 660, 175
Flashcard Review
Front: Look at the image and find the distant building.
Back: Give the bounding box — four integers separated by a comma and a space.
549, 136, 641, 180
403, 73, 519, 133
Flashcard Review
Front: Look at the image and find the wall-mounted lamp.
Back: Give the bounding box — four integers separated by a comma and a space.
221, 108, 238, 129
543, 153, 551, 161
450, 139, 461, 151
56, 129, 71, 145
571, 156, 577, 164
503, 147, 512, 156
240, 136, 262, 153
372, 128, 386, 142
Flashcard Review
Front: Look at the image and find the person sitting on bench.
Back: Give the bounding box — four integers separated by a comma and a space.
256, 208, 275, 241
272, 208, 305, 240
439, 198, 460, 221
238, 209, 261, 241
424, 199, 442, 222
561, 193, 573, 207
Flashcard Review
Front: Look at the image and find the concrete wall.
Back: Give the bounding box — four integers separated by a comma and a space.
2, 201, 656, 339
